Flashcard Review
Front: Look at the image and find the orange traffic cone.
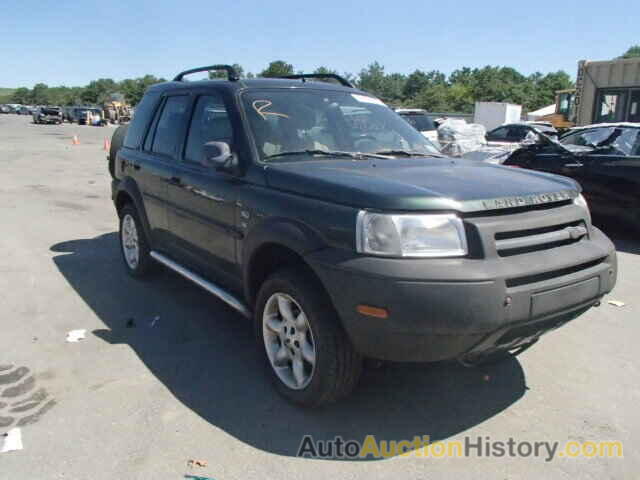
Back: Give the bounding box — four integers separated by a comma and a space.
72, 135, 80, 145
103, 138, 111, 151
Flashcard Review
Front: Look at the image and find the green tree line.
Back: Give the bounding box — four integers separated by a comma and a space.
7, 75, 167, 107
6, 43, 639, 111
6, 60, 573, 112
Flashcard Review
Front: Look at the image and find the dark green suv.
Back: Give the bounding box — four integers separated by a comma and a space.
110, 65, 617, 407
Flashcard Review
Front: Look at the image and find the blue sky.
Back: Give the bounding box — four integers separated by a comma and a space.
2, 0, 638, 88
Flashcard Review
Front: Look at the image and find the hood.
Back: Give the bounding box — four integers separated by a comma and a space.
264, 157, 579, 212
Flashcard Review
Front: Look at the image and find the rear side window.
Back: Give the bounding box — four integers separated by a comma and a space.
151, 96, 191, 158
184, 94, 234, 164
123, 91, 160, 149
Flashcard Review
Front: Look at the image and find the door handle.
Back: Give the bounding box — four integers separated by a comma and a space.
564, 163, 583, 168
168, 176, 182, 185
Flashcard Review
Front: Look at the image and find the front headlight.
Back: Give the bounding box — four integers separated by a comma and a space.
574, 193, 591, 223
356, 211, 468, 257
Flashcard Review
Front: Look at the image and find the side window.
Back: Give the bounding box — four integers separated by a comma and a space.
123, 92, 160, 149
184, 94, 234, 164
562, 128, 613, 147
489, 127, 509, 140
610, 128, 639, 156
151, 96, 190, 158
507, 126, 526, 140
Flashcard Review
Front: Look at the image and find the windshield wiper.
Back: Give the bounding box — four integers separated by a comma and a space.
263, 149, 389, 161
373, 149, 445, 158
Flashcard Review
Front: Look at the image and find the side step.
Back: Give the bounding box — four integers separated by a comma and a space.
150, 251, 251, 318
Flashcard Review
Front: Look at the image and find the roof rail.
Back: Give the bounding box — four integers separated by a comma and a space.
279, 73, 354, 88
173, 65, 240, 82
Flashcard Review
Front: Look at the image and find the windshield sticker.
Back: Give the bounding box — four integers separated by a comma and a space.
351, 94, 385, 106
252, 100, 289, 120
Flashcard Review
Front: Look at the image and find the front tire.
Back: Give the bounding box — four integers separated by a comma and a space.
118, 204, 155, 278
256, 267, 362, 407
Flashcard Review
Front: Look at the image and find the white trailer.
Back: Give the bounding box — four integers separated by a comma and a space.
473, 102, 522, 131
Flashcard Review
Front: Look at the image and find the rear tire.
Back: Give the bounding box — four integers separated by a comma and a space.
255, 267, 362, 407
118, 204, 155, 278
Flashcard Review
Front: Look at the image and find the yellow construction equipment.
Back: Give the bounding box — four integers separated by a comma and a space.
102, 100, 132, 125
538, 89, 576, 130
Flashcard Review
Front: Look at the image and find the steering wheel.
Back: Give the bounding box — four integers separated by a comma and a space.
354, 134, 379, 152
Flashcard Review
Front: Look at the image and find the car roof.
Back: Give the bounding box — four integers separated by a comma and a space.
566, 122, 640, 132
147, 78, 367, 95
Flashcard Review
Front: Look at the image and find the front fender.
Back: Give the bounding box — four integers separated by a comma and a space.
241, 217, 326, 300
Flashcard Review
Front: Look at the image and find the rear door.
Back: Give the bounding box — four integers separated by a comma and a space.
166, 90, 241, 287
118, 91, 176, 248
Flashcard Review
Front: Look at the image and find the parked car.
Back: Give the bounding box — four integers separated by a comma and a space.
486, 123, 558, 144
63, 106, 78, 123
504, 123, 640, 228
33, 106, 63, 124
0, 104, 12, 114
111, 65, 616, 406
394, 108, 439, 145
18, 106, 32, 115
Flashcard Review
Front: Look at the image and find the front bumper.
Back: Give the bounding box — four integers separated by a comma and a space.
307, 226, 616, 362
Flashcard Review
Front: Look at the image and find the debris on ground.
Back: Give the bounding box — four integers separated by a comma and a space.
126, 318, 136, 328
1, 428, 23, 453
607, 300, 626, 307
150, 316, 160, 328
65, 329, 86, 342
187, 459, 208, 468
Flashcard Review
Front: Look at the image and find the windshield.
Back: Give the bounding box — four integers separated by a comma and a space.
400, 114, 436, 132
242, 89, 440, 161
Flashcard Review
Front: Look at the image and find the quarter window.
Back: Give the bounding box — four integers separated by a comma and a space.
185, 94, 234, 164
123, 91, 160, 149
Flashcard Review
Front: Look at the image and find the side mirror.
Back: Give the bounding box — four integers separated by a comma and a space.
202, 141, 232, 169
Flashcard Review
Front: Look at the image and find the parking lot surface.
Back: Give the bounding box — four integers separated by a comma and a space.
0, 114, 638, 479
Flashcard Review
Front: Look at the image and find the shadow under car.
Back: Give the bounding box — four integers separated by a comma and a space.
51, 232, 527, 459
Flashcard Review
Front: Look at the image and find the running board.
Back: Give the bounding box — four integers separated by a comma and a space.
150, 251, 251, 318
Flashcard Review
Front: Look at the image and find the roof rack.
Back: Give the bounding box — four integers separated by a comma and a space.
279, 73, 354, 88
173, 65, 240, 82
